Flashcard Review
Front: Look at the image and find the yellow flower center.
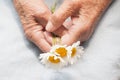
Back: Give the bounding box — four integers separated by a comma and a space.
71, 48, 77, 57
48, 56, 60, 63
55, 47, 67, 57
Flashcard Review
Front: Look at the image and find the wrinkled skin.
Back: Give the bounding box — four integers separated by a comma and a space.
46, 0, 112, 45
14, 0, 112, 52
13, 0, 53, 52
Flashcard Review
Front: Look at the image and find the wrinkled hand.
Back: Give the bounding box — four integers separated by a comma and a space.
46, 0, 112, 45
13, 0, 53, 52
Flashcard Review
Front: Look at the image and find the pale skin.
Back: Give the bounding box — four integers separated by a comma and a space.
13, 0, 112, 52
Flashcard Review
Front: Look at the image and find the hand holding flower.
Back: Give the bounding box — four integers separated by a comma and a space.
46, 0, 112, 45
13, 0, 53, 52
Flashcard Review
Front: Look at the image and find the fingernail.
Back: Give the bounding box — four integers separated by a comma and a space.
46, 21, 53, 32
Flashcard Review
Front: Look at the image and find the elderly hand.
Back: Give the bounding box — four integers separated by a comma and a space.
13, 0, 53, 52
46, 0, 112, 45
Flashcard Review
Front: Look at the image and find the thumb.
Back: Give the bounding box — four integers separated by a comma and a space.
46, 0, 79, 32
34, 2, 52, 27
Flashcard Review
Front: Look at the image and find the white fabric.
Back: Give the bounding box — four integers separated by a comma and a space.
0, 0, 120, 80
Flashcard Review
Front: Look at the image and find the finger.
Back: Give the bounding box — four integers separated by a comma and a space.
46, 0, 80, 32
68, 24, 92, 43
61, 32, 78, 46
63, 20, 73, 29
34, 6, 52, 27
44, 32, 53, 45
37, 39, 51, 52
53, 25, 68, 37
24, 23, 51, 52
61, 24, 87, 46
25, 25, 51, 52
52, 20, 72, 37
37, 38, 51, 52
33, 0, 52, 27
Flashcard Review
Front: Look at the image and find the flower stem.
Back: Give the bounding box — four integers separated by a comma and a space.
50, 0, 61, 45
51, 0, 57, 13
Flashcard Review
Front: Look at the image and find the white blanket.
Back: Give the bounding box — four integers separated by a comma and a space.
0, 0, 120, 80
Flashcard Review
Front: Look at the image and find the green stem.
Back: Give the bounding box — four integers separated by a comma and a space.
50, 0, 61, 45
51, 0, 57, 13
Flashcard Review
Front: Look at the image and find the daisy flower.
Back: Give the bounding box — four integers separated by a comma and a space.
39, 41, 84, 69
50, 45, 69, 62
39, 53, 67, 69
67, 41, 84, 64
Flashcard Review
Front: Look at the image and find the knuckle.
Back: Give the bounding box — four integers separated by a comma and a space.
24, 27, 44, 41
24, 29, 35, 41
